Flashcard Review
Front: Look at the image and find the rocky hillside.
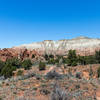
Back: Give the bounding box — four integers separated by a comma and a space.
0, 48, 40, 61
1, 36, 100, 61
14, 36, 100, 55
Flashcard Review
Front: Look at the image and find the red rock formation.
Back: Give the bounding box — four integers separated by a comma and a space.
1, 37, 100, 61
0, 48, 40, 61
0, 46, 100, 62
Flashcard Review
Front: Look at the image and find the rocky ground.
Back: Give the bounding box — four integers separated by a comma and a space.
0, 64, 100, 100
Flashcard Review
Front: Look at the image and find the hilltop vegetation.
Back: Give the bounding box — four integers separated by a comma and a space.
0, 50, 100, 78
45, 50, 100, 66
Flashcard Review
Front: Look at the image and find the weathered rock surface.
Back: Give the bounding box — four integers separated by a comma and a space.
0, 48, 40, 61
1, 36, 100, 61
14, 36, 100, 56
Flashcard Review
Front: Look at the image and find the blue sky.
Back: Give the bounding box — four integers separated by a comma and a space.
0, 0, 100, 48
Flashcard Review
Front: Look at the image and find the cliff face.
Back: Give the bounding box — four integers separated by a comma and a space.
14, 36, 100, 55
1, 36, 100, 61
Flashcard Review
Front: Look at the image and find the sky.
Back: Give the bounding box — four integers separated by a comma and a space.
0, 0, 100, 48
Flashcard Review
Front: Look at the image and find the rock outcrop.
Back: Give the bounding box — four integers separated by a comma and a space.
0, 48, 40, 61
1, 36, 100, 61
14, 36, 100, 56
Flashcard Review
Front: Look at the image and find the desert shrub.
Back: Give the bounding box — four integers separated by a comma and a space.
50, 85, 70, 100
75, 72, 81, 79
39, 61, 46, 70
58, 58, 63, 66
68, 68, 72, 76
44, 54, 49, 60
48, 58, 56, 64
49, 54, 54, 59
44, 54, 54, 61
44, 50, 100, 66
71, 61, 77, 66
32, 87, 37, 91
56, 55, 64, 64
62, 58, 67, 64
17, 70, 23, 76
56, 55, 63, 59
67, 50, 78, 66
89, 65, 93, 77
32, 54, 35, 58
40, 89, 50, 95
0, 58, 21, 78
0, 97, 2, 100
45, 70, 62, 80
78, 56, 86, 65
95, 50, 100, 63
1, 63, 16, 78
6, 58, 21, 68
86, 56, 97, 64
78, 55, 97, 65
75, 84, 80, 89
0, 58, 21, 77
18, 72, 35, 80
0, 60, 5, 73
21, 59, 32, 70
97, 67, 100, 78
35, 74, 42, 80
47, 55, 63, 64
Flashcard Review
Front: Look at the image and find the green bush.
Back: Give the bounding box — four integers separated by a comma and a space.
0, 97, 2, 100
97, 67, 100, 78
72, 61, 77, 66
95, 51, 100, 63
78, 55, 97, 65
44, 54, 49, 60
89, 65, 93, 77
39, 61, 46, 70
17, 70, 23, 76
78, 56, 86, 65
84, 56, 96, 65
21, 59, 32, 70
44, 50, 100, 66
48, 58, 56, 64
0, 58, 21, 78
67, 50, 78, 66
1, 63, 16, 78
0, 60, 5, 73
6, 58, 21, 68
49, 54, 54, 59
76, 72, 81, 79
32, 54, 35, 58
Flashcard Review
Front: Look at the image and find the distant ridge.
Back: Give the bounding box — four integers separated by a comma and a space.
12, 36, 100, 56
73, 36, 91, 39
